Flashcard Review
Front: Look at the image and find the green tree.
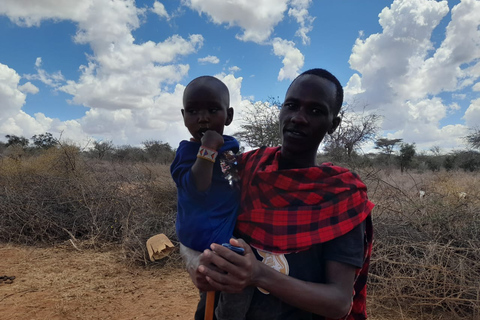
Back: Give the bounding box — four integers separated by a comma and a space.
399, 143, 416, 173
234, 97, 281, 148
31, 132, 58, 149
5, 134, 29, 148
375, 138, 403, 157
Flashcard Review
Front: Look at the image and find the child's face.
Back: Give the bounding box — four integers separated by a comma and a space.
279, 74, 340, 156
182, 82, 232, 142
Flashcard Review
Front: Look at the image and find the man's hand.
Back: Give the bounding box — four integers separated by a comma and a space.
198, 239, 260, 293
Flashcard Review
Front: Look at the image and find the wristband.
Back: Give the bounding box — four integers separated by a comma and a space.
197, 146, 218, 163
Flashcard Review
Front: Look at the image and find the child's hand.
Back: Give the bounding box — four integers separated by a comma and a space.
201, 130, 224, 150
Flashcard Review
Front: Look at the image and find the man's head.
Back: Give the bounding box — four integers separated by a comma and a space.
279, 68, 343, 164
182, 76, 233, 142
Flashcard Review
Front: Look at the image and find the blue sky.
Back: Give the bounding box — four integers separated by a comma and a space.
0, 0, 479, 153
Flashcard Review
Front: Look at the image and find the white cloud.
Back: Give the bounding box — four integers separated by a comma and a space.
345, 0, 480, 150
0, 63, 86, 140
0, 63, 27, 120
473, 82, 480, 91
24, 57, 65, 88
463, 98, 480, 128
198, 55, 220, 64
288, 0, 314, 45
0, 0, 92, 27
183, 0, 288, 43
229, 66, 241, 73
18, 82, 39, 94
272, 38, 304, 81
0, 0, 206, 149
152, 1, 169, 20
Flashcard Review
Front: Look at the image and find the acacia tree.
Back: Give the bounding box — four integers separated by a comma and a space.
323, 104, 381, 158
375, 138, 403, 158
92, 140, 114, 159
31, 132, 58, 149
234, 97, 281, 148
465, 127, 480, 150
5, 134, 29, 148
142, 140, 175, 164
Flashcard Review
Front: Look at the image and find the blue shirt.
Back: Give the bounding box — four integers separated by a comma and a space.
170, 135, 240, 251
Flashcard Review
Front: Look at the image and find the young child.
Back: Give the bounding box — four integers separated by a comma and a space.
170, 75, 252, 320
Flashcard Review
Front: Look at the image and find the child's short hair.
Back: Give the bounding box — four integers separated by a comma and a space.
183, 75, 230, 107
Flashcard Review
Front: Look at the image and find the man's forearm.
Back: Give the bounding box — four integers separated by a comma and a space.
254, 261, 355, 318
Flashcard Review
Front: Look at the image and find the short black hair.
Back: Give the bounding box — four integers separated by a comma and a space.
288, 68, 344, 115
183, 75, 230, 109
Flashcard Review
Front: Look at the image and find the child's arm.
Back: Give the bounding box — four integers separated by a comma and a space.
191, 130, 224, 192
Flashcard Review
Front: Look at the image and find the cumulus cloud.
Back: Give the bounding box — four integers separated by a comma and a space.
463, 98, 480, 128
288, 0, 315, 45
0, 63, 28, 120
473, 82, 480, 91
0, 0, 207, 148
18, 82, 39, 94
345, 0, 480, 150
272, 38, 304, 81
183, 0, 288, 43
152, 1, 169, 20
198, 55, 220, 64
0, 63, 86, 141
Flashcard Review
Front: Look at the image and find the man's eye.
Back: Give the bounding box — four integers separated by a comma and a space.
209, 108, 219, 113
187, 109, 197, 114
283, 103, 296, 109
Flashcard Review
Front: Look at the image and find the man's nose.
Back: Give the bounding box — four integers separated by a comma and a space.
290, 108, 308, 124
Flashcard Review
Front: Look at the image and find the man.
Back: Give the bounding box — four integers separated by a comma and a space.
191, 68, 374, 320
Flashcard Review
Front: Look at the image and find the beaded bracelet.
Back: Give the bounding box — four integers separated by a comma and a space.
197, 146, 218, 163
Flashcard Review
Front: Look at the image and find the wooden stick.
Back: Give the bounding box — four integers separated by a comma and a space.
205, 291, 215, 320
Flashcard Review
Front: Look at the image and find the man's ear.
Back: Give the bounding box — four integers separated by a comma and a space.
181, 109, 185, 119
328, 116, 341, 134
225, 107, 234, 126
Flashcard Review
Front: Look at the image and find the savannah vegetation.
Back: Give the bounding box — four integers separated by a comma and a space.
1, 110, 479, 319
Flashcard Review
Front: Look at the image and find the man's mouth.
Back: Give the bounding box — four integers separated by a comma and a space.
284, 127, 306, 137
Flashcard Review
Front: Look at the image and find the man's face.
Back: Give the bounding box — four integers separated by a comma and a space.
279, 74, 340, 157
182, 83, 232, 142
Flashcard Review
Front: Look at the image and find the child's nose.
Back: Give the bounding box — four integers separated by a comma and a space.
198, 110, 209, 122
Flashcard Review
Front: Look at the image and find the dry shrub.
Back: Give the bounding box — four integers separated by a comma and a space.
0, 145, 180, 266
362, 169, 480, 319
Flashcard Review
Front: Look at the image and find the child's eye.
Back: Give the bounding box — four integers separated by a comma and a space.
186, 109, 197, 114
209, 108, 219, 113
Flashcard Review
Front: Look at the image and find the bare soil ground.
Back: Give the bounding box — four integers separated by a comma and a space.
0, 244, 414, 320
0, 244, 198, 320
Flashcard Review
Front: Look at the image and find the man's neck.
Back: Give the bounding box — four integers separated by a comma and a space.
279, 150, 317, 169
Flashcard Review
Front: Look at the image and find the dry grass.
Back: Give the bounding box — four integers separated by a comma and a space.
0, 145, 180, 266
1, 147, 480, 319
362, 169, 480, 319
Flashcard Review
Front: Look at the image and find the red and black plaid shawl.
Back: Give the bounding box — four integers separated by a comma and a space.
235, 146, 374, 320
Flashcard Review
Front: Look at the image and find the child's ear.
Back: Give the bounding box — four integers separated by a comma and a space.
225, 107, 234, 126
328, 116, 341, 134
181, 109, 185, 118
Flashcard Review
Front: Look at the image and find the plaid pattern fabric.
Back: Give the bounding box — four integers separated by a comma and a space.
235, 146, 374, 320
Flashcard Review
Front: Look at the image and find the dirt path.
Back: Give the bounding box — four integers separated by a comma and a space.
0, 244, 198, 320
